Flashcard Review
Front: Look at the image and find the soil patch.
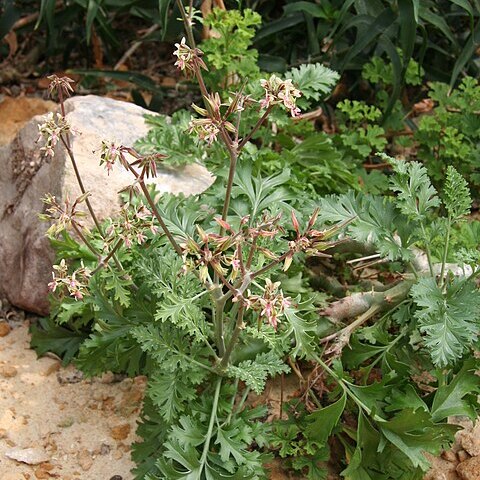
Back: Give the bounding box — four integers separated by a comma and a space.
0, 320, 145, 480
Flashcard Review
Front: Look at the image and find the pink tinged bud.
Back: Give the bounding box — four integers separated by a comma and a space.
291, 210, 300, 235
231, 259, 241, 271
175, 58, 186, 70
123, 236, 132, 248
44, 146, 55, 157
269, 315, 278, 330
283, 254, 293, 272
48, 280, 57, 292
214, 217, 232, 231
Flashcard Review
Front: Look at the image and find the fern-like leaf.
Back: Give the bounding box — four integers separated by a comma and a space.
317, 191, 412, 260
411, 277, 480, 367
286, 63, 339, 107
386, 156, 440, 221
444, 165, 471, 221
226, 351, 290, 394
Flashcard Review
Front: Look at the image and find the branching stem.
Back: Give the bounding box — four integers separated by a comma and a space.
124, 163, 183, 256
220, 304, 245, 369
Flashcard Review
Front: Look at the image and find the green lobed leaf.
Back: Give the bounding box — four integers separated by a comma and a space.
431, 359, 480, 421
387, 155, 441, 221
444, 165, 472, 221
304, 393, 346, 446
226, 351, 290, 394
411, 276, 480, 366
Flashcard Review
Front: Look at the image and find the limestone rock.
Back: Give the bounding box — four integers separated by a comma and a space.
459, 421, 480, 456
0, 95, 213, 314
457, 456, 480, 480
5, 447, 50, 465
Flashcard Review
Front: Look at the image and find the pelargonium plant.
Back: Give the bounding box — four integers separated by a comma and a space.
35, 4, 347, 479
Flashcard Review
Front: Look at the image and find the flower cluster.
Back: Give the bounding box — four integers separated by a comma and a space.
105, 204, 157, 249
188, 118, 220, 146
99, 142, 166, 179
173, 37, 207, 74
260, 75, 302, 117
99, 141, 122, 175
40, 193, 89, 238
243, 279, 291, 330
283, 209, 338, 270
188, 93, 236, 146
37, 112, 76, 157
181, 212, 284, 282
48, 259, 91, 300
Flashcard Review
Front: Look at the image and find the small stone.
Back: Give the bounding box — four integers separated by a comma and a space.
57, 417, 75, 428
113, 450, 123, 460
458, 449, 471, 462
99, 371, 115, 384
457, 456, 480, 479
77, 449, 93, 471
110, 423, 130, 440
39, 359, 60, 377
460, 422, 480, 456
441, 450, 458, 463
5, 447, 50, 465
0, 427, 8, 438
0, 364, 17, 377
110, 476, 123, 480
0, 321, 11, 336
56, 368, 83, 384
99, 443, 111, 455
34, 467, 51, 479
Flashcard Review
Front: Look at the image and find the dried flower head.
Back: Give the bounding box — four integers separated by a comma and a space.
47, 75, 75, 100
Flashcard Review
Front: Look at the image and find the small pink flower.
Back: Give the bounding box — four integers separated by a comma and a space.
261, 302, 273, 319
290, 106, 301, 117
136, 232, 147, 244
73, 290, 83, 300
48, 278, 58, 293
282, 297, 291, 309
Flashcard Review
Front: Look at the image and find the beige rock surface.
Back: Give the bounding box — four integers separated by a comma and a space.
0, 96, 56, 146
457, 456, 480, 480
0, 95, 213, 314
0, 322, 146, 479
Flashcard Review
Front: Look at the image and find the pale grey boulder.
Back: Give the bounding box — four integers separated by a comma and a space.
0, 95, 213, 314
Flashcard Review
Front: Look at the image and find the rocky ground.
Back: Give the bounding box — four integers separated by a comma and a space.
0, 302, 145, 480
